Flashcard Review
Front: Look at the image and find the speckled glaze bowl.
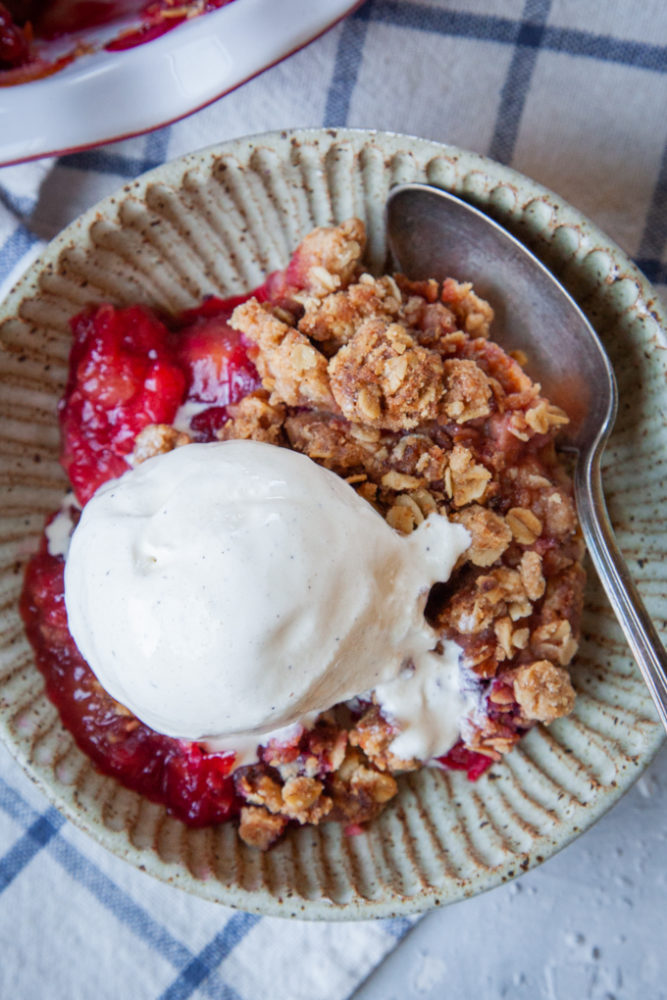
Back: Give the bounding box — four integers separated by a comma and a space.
0, 129, 665, 919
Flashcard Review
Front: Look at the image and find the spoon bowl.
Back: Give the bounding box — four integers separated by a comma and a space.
386, 182, 667, 730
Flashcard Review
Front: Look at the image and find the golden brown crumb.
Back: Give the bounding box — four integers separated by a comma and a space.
298, 274, 402, 349
328, 319, 445, 431
388, 434, 448, 484
519, 550, 546, 602
350, 764, 398, 804
349, 705, 420, 773
285, 411, 380, 478
440, 277, 494, 337
238, 806, 288, 850
440, 565, 533, 639
231, 298, 337, 410
441, 359, 493, 423
281, 776, 332, 824
131, 424, 191, 464
531, 619, 578, 666
540, 489, 578, 537
328, 748, 400, 824
506, 506, 543, 545
292, 218, 366, 296
217, 390, 286, 444
451, 504, 512, 566
236, 771, 284, 813
446, 445, 492, 508
513, 660, 576, 722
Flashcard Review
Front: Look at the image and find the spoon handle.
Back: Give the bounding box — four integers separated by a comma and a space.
575, 448, 667, 732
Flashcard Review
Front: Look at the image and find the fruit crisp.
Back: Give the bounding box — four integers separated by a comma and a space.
20, 218, 585, 850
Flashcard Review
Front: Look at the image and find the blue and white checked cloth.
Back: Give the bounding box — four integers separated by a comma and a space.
1, 3, 666, 998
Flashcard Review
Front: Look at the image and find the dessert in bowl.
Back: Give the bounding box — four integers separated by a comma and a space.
0, 129, 665, 917
22, 213, 585, 847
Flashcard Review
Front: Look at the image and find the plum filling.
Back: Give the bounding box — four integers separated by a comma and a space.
0, 0, 235, 79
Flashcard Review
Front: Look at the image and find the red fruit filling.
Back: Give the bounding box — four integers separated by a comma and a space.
0, 0, 236, 76
58, 296, 263, 500
59, 304, 187, 505
0, 2, 30, 67
174, 298, 260, 441
437, 742, 495, 782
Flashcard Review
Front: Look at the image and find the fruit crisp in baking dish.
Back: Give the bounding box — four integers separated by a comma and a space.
20, 218, 585, 850
0, 0, 235, 82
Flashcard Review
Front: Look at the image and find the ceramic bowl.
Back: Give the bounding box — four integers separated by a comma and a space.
0, 128, 665, 919
0, 0, 360, 165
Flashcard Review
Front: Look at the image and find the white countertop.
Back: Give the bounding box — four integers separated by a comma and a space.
353, 744, 667, 1000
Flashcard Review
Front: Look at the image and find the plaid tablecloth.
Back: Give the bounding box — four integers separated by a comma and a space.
1, 3, 666, 998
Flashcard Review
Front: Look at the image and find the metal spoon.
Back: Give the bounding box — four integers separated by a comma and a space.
386, 182, 667, 731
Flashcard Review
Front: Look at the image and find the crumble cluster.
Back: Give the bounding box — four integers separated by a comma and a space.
134, 218, 585, 850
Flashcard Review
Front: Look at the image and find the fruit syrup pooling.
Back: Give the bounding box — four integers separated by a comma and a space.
0, 0, 233, 81
20, 260, 491, 829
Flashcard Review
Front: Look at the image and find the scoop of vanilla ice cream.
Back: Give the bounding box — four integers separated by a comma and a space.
64, 440, 470, 756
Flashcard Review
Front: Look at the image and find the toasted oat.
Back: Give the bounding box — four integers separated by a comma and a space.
494, 617, 531, 661
409, 487, 439, 517
447, 445, 492, 507
349, 705, 420, 773
328, 319, 445, 430
506, 506, 543, 545
281, 776, 332, 824
513, 660, 576, 723
494, 616, 515, 660
524, 399, 569, 434
217, 390, 286, 444
238, 806, 288, 851
440, 277, 494, 337
505, 396, 569, 442
131, 424, 191, 464
285, 412, 380, 478
452, 504, 512, 566
531, 619, 578, 666
441, 359, 493, 423
478, 735, 519, 756
386, 503, 417, 534
381, 469, 422, 491
291, 218, 366, 297
231, 298, 336, 410
385, 492, 436, 534
519, 550, 546, 601
298, 274, 402, 349
236, 771, 284, 813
